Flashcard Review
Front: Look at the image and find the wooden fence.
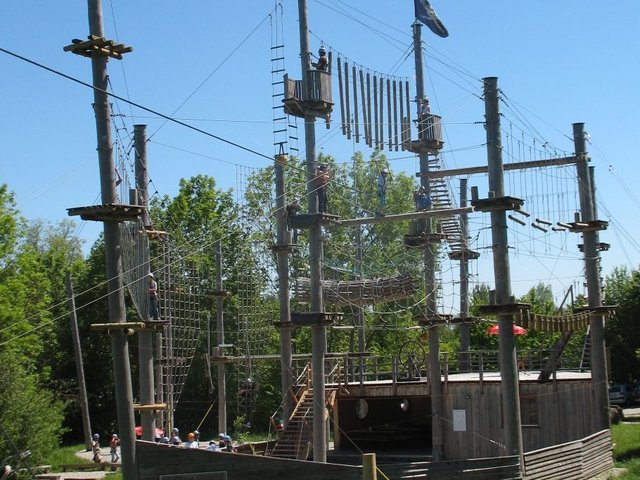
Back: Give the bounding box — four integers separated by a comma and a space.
137, 429, 612, 480
378, 455, 521, 479
523, 429, 613, 480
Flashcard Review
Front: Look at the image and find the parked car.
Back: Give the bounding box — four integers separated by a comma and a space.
631, 384, 640, 405
609, 384, 630, 406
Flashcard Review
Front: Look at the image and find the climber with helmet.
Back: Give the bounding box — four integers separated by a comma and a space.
91, 434, 101, 463
170, 427, 181, 445
312, 46, 328, 71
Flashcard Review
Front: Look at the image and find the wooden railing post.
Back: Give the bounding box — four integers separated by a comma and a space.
363, 453, 377, 480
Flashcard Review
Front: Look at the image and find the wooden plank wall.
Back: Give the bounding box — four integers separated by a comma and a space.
442, 380, 597, 459
136, 441, 362, 480
379, 455, 521, 479
523, 429, 613, 480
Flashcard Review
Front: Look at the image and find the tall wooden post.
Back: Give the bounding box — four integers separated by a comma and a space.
84, 2, 137, 478
215, 240, 228, 436
274, 154, 294, 424
458, 179, 471, 371
573, 124, 609, 430
483, 77, 523, 461
65, 273, 93, 451
134, 125, 156, 442
297, 0, 327, 462
413, 21, 444, 461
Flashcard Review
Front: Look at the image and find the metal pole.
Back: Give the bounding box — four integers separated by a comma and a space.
274, 155, 294, 425
458, 179, 471, 372
483, 77, 523, 461
574, 124, 609, 431
215, 240, 227, 435
134, 125, 156, 442
413, 21, 444, 461
66, 273, 93, 451
298, 0, 326, 462
85, 2, 136, 478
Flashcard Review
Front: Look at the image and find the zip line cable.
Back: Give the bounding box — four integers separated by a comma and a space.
0, 47, 274, 162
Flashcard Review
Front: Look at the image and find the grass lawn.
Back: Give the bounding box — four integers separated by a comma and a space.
612, 422, 640, 479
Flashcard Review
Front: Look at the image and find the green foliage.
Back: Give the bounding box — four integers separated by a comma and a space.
603, 266, 640, 383
0, 351, 66, 465
45, 444, 92, 471
612, 423, 640, 478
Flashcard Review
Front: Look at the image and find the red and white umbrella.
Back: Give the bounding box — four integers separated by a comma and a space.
486, 324, 526, 336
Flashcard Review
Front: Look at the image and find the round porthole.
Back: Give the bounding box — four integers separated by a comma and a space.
355, 398, 369, 419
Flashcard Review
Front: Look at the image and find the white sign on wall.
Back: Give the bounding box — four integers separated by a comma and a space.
453, 409, 466, 432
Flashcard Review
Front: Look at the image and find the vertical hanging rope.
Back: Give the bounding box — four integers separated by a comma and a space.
366, 72, 372, 148
373, 75, 379, 149
386, 78, 392, 151
359, 69, 368, 146
344, 61, 351, 140
352, 64, 360, 143
405, 80, 411, 144
399, 80, 405, 150
337, 57, 346, 135
378, 75, 384, 149
392, 79, 399, 151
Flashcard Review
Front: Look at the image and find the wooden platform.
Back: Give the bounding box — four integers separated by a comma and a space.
67, 204, 144, 222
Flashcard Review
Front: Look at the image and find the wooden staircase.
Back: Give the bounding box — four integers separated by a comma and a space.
270, 388, 314, 460
270, 385, 338, 460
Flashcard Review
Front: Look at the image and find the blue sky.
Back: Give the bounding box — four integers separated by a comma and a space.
1, 1, 639, 307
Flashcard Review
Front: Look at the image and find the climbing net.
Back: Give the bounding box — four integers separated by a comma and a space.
115, 139, 202, 425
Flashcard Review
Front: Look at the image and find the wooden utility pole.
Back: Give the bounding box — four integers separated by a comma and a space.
65, 273, 93, 452
297, 0, 327, 462
274, 154, 294, 425
66, 2, 137, 478
412, 22, 444, 461
215, 240, 228, 436
573, 123, 609, 431
483, 77, 523, 461
134, 124, 156, 442
457, 179, 472, 371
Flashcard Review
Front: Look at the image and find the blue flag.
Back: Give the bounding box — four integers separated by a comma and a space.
414, 0, 449, 38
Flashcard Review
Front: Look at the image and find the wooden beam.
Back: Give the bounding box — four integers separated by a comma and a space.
339, 206, 473, 227
419, 155, 578, 179
133, 403, 168, 411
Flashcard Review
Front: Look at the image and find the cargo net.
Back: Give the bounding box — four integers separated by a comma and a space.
157, 237, 202, 415
233, 166, 280, 425
293, 273, 418, 306
121, 218, 152, 320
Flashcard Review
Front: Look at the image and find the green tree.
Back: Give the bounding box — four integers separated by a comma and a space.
0, 184, 67, 458
603, 266, 640, 383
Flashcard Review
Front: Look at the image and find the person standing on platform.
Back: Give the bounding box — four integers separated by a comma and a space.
312, 46, 328, 71
148, 272, 160, 320
376, 168, 390, 216
316, 164, 330, 214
